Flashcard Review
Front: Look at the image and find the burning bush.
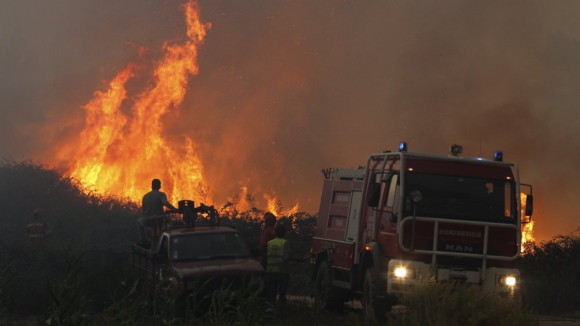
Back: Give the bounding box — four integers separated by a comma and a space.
518, 230, 580, 315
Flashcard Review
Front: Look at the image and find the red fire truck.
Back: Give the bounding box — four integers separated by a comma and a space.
311, 143, 533, 320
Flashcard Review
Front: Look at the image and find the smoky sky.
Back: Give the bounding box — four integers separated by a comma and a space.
1, 0, 580, 241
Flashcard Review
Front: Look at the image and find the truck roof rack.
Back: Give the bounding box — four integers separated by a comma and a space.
329, 168, 365, 180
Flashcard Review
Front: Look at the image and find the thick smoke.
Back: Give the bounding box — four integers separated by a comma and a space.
1, 0, 579, 241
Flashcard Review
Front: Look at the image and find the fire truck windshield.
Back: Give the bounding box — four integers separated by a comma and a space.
404, 173, 515, 223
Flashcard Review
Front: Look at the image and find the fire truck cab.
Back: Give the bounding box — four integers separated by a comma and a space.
311, 143, 533, 319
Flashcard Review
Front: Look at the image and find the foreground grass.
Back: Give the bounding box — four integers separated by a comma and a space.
0, 254, 543, 326
390, 283, 537, 326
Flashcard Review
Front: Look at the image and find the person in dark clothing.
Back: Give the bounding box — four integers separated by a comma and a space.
259, 212, 277, 269
137, 179, 177, 245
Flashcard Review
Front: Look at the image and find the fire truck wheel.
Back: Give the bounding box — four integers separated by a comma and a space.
315, 261, 344, 311
362, 267, 386, 324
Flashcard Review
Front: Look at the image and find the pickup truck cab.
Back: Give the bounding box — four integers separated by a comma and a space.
133, 224, 265, 307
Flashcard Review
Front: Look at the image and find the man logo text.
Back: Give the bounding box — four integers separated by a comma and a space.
446, 244, 473, 252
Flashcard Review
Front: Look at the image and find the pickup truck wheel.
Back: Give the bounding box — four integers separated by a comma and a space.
314, 261, 344, 311
362, 267, 386, 324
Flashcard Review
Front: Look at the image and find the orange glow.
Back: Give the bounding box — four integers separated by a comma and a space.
264, 192, 299, 217
227, 187, 255, 213
521, 193, 535, 253
64, 0, 212, 205
521, 221, 535, 253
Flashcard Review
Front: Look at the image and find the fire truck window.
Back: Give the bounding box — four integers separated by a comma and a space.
405, 173, 515, 222
385, 175, 399, 207
504, 182, 512, 217
392, 183, 400, 216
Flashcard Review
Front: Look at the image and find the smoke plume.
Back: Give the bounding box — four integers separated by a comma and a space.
1, 0, 580, 241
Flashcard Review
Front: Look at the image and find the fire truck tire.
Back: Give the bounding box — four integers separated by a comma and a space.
362, 267, 387, 324
315, 261, 345, 311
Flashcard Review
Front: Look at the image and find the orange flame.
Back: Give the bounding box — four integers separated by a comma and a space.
264, 193, 299, 217
65, 0, 211, 205
520, 192, 535, 253
231, 187, 255, 212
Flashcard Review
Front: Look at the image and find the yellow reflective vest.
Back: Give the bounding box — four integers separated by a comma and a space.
267, 238, 289, 274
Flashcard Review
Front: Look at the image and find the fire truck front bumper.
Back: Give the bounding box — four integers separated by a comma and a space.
382, 259, 520, 296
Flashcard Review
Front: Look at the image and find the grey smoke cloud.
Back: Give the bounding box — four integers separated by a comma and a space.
1, 0, 579, 241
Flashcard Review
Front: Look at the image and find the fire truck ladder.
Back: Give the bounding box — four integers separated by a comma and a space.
330, 168, 365, 180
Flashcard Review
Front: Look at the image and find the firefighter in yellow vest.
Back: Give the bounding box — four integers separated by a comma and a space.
26, 209, 52, 247
266, 225, 298, 304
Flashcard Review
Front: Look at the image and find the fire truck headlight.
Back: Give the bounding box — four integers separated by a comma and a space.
497, 275, 517, 287
394, 267, 407, 278
505, 276, 516, 287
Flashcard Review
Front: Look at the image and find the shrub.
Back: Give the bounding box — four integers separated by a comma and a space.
519, 231, 580, 315
45, 252, 90, 326
392, 282, 537, 326
0, 259, 14, 317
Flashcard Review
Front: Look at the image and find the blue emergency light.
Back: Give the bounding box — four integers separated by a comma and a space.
399, 142, 408, 152
494, 151, 503, 162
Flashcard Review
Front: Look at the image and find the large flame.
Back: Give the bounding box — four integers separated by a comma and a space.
65, 0, 211, 205
265, 192, 299, 217
520, 192, 535, 253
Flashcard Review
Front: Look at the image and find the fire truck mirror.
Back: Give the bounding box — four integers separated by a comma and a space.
525, 195, 533, 217
368, 182, 381, 207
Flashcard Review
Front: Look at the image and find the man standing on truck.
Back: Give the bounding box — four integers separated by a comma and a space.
259, 212, 277, 269
137, 179, 177, 246
267, 224, 298, 304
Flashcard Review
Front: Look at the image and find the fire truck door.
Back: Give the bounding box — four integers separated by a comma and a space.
378, 175, 399, 237
345, 190, 362, 243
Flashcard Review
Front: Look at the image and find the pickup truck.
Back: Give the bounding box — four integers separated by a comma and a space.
132, 203, 265, 310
